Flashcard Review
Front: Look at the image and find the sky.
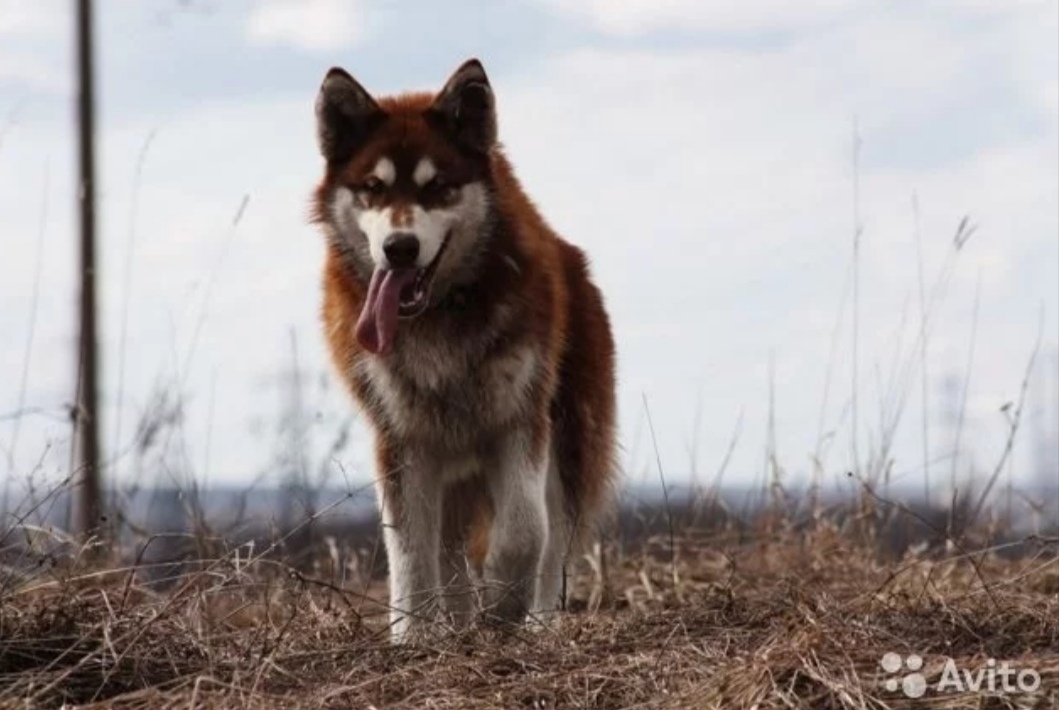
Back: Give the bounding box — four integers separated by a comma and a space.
1, 0, 1057, 510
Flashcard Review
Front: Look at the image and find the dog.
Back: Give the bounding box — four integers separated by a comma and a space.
309, 58, 618, 643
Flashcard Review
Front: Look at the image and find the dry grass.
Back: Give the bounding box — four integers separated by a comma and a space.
2, 502, 1057, 710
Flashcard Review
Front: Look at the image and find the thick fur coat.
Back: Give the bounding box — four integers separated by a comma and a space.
310, 58, 618, 642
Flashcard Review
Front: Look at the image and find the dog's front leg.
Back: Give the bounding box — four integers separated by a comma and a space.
481, 430, 548, 625
376, 446, 443, 643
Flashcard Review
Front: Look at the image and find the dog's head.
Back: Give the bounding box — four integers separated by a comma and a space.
313, 59, 497, 355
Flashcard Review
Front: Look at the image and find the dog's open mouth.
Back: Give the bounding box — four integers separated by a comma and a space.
396, 237, 448, 318
355, 233, 451, 355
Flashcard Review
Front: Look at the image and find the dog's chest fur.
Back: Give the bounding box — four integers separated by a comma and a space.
353, 316, 540, 455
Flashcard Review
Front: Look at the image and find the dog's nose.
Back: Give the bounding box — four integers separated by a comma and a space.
383, 232, 420, 269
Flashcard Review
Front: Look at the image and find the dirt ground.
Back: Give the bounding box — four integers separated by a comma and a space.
2, 505, 1057, 709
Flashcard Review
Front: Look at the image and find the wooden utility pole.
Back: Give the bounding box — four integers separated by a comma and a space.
75, 0, 104, 538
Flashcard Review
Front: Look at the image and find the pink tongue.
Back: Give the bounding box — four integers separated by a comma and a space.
355, 268, 418, 354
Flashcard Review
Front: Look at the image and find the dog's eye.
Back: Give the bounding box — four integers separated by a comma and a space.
424, 176, 453, 196
361, 177, 385, 194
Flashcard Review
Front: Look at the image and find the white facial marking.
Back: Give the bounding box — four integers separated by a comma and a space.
413, 158, 437, 186
373, 156, 396, 186
430, 182, 488, 279
331, 187, 358, 240
407, 204, 457, 268
333, 179, 489, 272
355, 205, 394, 265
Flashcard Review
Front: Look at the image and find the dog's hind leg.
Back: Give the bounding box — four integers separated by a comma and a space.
531, 452, 571, 622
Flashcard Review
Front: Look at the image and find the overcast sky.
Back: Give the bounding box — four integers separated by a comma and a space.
1, 0, 1057, 505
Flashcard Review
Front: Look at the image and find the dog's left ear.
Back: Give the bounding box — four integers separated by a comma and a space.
430, 58, 497, 154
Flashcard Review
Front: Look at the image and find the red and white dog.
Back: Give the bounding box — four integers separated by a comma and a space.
310, 58, 617, 642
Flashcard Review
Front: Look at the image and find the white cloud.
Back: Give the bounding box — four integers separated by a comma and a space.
0, 55, 67, 93
0, 0, 68, 93
924, 0, 1055, 15
528, 0, 857, 35
246, 0, 364, 53
1044, 80, 1059, 116
0, 0, 64, 35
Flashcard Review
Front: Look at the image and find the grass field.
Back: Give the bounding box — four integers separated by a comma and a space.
2, 488, 1057, 709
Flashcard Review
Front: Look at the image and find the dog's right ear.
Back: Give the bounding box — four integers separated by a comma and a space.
315, 67, 384, 163
430, 58, 497, 155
